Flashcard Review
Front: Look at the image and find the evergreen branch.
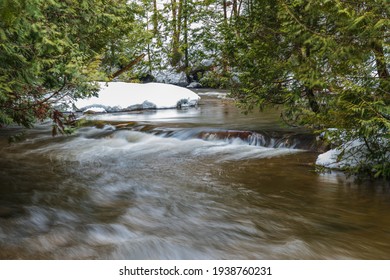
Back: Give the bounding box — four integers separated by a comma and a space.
279, 0, 328, 38
279, 0, 389, 40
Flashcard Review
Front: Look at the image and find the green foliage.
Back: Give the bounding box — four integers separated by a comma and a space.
0, 0, 142, 128
227, 0, 389, 178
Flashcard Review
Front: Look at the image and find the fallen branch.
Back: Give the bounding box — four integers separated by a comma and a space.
109, 54, 146, 81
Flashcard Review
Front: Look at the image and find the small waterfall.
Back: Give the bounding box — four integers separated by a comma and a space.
115, 124, 319, 151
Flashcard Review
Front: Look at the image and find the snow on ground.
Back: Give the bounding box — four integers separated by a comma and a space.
316, 139, 369, 170
315, 139, 388, 170
187, 82, 202, 88
152, 69, 189, 86
73, 82, 200, 113
196, 90, 229, 99
316, 149, 340, 169
315, 126, 389, 172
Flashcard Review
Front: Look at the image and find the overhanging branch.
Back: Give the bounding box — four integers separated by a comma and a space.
109, 53, 146, 81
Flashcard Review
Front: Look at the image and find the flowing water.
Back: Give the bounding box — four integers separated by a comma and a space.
0, 91, 389, 259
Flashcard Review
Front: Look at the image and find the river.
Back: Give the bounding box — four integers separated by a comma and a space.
0, 90, 389, 259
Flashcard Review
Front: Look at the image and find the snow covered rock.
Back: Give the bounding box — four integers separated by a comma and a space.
316, 139, 370, 170
82, 106, 107, 114
316, 139, 388, 170
187, 81, 202, 88
152, 69, 189, 87
200, 59, 213, 67
73, 82, 200, 113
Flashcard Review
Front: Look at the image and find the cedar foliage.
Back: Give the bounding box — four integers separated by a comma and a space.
0, 0, 140, 129
228, 0, 389, 178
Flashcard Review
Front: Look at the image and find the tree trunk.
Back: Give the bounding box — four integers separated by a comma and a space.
153, 0, 158, 34
171, 0, 181, 66
183, 0, 189, 70
223, 0, 228, 24
304, 46, 320, 113
146, 11, 153, 74
233, 0, 238, 18
306, 87, 320, 113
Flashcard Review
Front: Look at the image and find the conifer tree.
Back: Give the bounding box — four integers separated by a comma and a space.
228, 0, 389, 178
0, 0, 141, 130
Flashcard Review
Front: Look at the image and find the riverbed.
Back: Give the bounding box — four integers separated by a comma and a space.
0, 90, 389, 259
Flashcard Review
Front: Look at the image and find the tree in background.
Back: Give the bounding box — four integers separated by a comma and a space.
228, 0, 389, 178
136, 0, 226, 85
0, 0, 143, 131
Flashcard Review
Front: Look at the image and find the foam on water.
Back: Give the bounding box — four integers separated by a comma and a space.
20, 126, 303, 166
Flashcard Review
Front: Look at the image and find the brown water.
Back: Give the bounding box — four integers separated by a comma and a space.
0, 92, 389, 259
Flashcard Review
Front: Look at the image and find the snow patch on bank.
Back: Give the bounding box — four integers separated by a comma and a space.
316, 140, 365, 169
316, 138, 389, 171
197, 91, 229, 99
151, 70, 189, 86
73, 82, 200, 113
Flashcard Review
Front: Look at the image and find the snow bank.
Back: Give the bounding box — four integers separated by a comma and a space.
316, 140, 364, 169
187, 81, 202, 88
200, 59, 213, 67
73, 82, 200, 113
316, 138, 389, 171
